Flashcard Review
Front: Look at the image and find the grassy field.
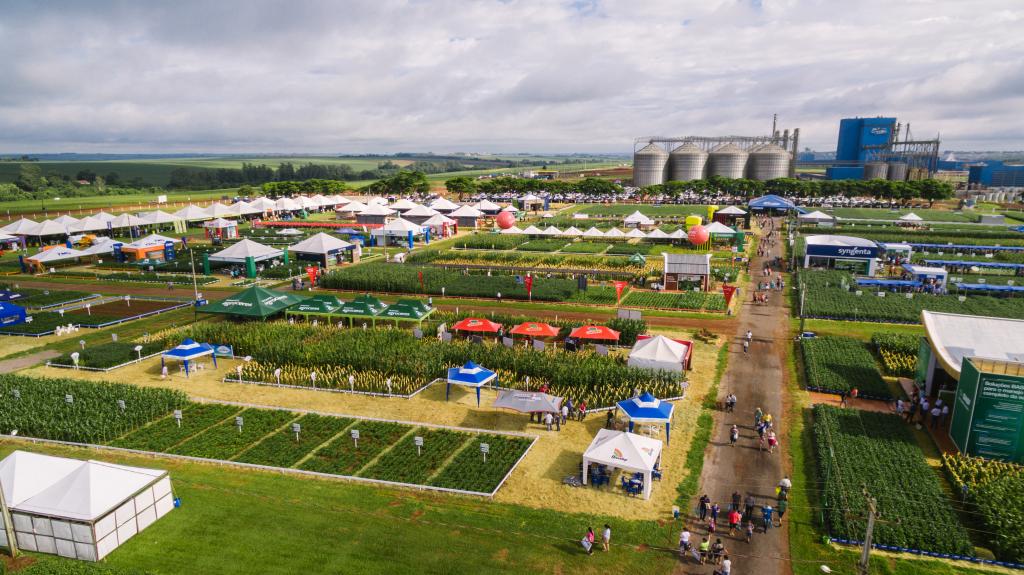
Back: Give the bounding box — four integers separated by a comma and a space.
0, 440, 680, 575
830, 207, 979, 222
0, 188, 239, 218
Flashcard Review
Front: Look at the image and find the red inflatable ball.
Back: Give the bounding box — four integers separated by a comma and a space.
688, 225, 710, 245
496, 211, 516, 229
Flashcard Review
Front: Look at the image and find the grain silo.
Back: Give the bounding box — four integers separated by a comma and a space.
863, 162, 889, 180
747, 144, 791, 181
668, 143, 708, 181
633, 143, 669, 187
707, 143, 749, 179
887, 161, 908, 181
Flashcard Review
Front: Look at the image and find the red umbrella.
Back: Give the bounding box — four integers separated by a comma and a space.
509, 322, 560, 338
451, 317, 502, 333
569, 325, 620, 341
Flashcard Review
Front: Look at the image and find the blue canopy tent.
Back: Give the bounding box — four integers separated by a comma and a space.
446, 361, 497, 407
923, 259, 1024, 270
616, 392, 675, 444
0, 302, 27, 327
748, 194, 806, 214
161, 338, 217, 377
905, 243, 1024, 252
0, 290, 23, 302
856, 278, 921, 288
955, 283, 1024, 293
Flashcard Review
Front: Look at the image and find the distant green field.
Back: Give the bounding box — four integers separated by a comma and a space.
578, 204, 711, 217
830, 207, 979, 222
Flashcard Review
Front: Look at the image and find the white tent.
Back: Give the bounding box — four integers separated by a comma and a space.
274, 197, 302, 212
421, 213, 455, 227
110, 213, 150, 229
582, 227, 605, 238
403, 204, 439, 218
248, 197, 277, 211
501, 204, 519, 213
499, 226, 523, 235
668, 228, 687, 240
26, 247, 85, 264
209, 239, 283, 263
521, 225, 544, 236
646, 228, 670, 240
204, 202, 235, 218
627, 335, 689, 374
288, 232, 352, 254
138, 210, 184, 225
366, 196, 388, 206
716, 205, 747, 215
359, 203, 396, 217
899, 212, 923, 222
625, 228, 647, 239
603, 227, 626, 238
226, 202, 260, 217
798, 210, 834, 223
0, 450, 173, 562
335, 200, 366, 214
540, 226, 563, 236
581, 429, 663, 499
78, 237, 118, 256
69, 217, 108, 233
295, 196, 319, 210
328, 195, 351, 206
562, 227, 584, 237
473, 199, 502, 213
449, 205, 484, 218
122, 234, 179, 250
429, 197, 461, 212
922, 311, 1024, 378
52, 215, 80, 226
202, 218, 237, 229
381, 217, 422, 234
173, 205, 212, 221
388, 198, 419, 212
1, 218, 38, 234
623, 211, 654, 226
27, 220, 70, 237
92, 212, 116, 222
309, 194, 330, 207
704, 221, 736, 236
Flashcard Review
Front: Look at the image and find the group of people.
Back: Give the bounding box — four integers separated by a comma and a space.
532, 386, 587, 431
898, 392, 950, 429
580, 524, 612, 555
753, 407, 779, 453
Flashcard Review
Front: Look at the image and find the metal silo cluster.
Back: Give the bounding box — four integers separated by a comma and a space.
669, 143, 708, 181
707, 144, 749, 179
746, 144, 791, 181
863, 162, 889, 180
632, 143, 670, 187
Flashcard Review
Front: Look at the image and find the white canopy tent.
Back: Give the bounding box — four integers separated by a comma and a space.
202, 218, 237, 230
798, 210, 834, 224
562, 226, 584, 237
521, 225, 544, 236
922, 310, 1024, 379
26, 247, 85, 264
421, 213, 455, 227
138, 210, 184, 225
499, 226, 523, 235
335, 200, 366, 214
716, 205, 747, 216
703, 221, 736, 236
899, 212, 923, 222
274, 197, 302, 212
172, 205, 211, 222
27, 220, 70, 237
625, 228, 647, 239
540, 226, 563, 236
627, 335, 690, 374
69, 217, 108, 233
646, 228, 670, 240
289, 232, 352, 255
668, 228, 687, 240
582, 227, 605, 238
581, 429, 663, 499
122, 234, 180, 250
295, 196, 319, 210
501, 204, 519, 213
248, 197, 277, 211
449, 205, 484, 219
473, 199, 502, 213
623, 210, 655, 227
603, 227, 626, 239
429, 197, 460, 213
1, 218, 38, 234
204, 203, 235, 218
358, 203, 396, 217
109, 214, 150, 229
92, 212, 116, 222
78, 237, 118, 256
52, 215, 80, 226
208, 239, 283, 263
388, 198, 419, 212
0, 450, 174, 562
374, 217, 423, 236
403, 204, 439, 219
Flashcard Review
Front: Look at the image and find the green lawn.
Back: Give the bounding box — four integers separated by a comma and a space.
829, 207, 979, 222
0, 440, 680, 575
0, 188, 239, 218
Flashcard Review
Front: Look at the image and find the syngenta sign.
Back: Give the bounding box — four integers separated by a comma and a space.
870, 127, 889, 135
836, 247, 875, 257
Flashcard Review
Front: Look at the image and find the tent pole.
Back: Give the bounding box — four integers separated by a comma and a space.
0, 477, 18, 558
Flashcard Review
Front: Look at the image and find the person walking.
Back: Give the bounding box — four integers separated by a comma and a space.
762, 504, 774, 532
544, 412, 553, 432
744, 520, 754, 543
710, 502, 721, 523
906, 400, 918, 423
679, 527, 692, 556
560, 403, 569, 426
940, 404, 950, 427
577, 401, 587, 421
601, 524, 611, 552
698, 494, 711, 521
838, 388, 849, 408
744, 494, 756, 519
767, 430, 778, 454
930, 404, 942, 429
710, 538, 725, 565
728, 508, 742, 536
698, 537, 711, 565
730, 491, 742, 512
776, 498, 788, 526
581, 527, 595, 555
717, 554, 732, 575
778, 475, 792, 496
743, 339, 749, 354
729, 424, 739, 447
754, 407, 763, 428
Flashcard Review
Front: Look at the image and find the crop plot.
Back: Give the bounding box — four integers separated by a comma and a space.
360, 427, 470, 485
169, 408, 298, 460
234, 413, 354, 468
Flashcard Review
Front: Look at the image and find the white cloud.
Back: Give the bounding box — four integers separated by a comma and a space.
0, 0, 1020, 153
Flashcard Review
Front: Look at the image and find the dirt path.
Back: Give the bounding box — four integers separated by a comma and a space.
682, 218, 791, 575
0, 349, 61, 372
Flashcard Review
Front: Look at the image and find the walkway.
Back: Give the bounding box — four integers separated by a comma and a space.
0, 349, 61, 372
681, 218, 792, 575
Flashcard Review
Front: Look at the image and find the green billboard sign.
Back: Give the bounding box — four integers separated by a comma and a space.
949, 357, 1024, 463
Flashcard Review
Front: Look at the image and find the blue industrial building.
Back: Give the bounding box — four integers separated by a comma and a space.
835, 117, 897, 163
969, 162, 1024, 187
825, 166, 864, 180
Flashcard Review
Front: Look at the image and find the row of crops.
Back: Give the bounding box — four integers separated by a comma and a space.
801, 336, 892, 399
1, 287, 97, 309
0, 374, 187, 444
813, 405, 974, 556
52, 341, 165, 369
621, 290, 727, 312
799, 270, 1024, 323
943, 453, 1024, 563
111, 403, 532, 494
870, 332, 918, 377
0, 374, 533, 495
165, 322, 682, 407
407, 248, 649, 274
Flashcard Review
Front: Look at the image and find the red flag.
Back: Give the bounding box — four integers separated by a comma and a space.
524, 275, 533, 298
418, 270, 425, 292
722, 284, 737, 307
305, 266, 318, 286
613, 280, 628, 303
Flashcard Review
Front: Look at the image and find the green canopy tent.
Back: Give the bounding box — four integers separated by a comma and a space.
286, 294, 345, 321
334, 299, 387, 327
199, 286, 307, 320
351, 294, 388, 314
379, 298, 434, 328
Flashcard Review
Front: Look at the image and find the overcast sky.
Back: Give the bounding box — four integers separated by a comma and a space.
1, 0, 1021, 154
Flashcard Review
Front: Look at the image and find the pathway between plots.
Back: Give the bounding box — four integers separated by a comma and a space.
677, 218, 792, 575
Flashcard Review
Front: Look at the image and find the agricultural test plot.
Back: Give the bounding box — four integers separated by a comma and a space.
0, 297, 189, 335
801, 336, 892, 399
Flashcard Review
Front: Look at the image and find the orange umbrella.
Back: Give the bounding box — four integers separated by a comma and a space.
569, 325, 620, 341
509, 322, 560, 338
451, 317, 502, 333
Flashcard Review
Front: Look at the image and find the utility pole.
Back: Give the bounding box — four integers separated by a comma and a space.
1, 478, 18, 558
858, 490, 880, 575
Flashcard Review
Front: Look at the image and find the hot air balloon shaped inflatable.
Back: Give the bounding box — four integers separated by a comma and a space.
688, 225, 709, 245
496, 211, 516, 229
